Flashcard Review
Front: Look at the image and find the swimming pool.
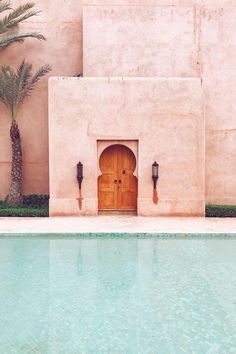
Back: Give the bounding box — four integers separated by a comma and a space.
0, 235, 236, 353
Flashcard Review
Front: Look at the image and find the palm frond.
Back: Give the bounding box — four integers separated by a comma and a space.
0, 2, 39, 35
16, 60, 32, 95
0, 61, 51, 119
0, 1, 11, 14
20, 64, 51, 102
0, 1, 44, 49
0, 65, 17, 113
0, 32, 45, 49
8, 2, 35, 17
16, 61, 33, 104
17, 60, 32, 86
30, 64, 51, 86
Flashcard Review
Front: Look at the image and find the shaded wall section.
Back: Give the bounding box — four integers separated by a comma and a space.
0, 0, 83, 198
201, 7, 236, 204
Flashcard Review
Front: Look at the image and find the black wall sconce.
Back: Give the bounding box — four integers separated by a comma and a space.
152, 161, 159, 189
77, 162, 83, 211
77, 162, 83, 190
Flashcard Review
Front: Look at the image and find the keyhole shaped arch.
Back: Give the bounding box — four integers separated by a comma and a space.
98, 144, 138, 212
97, 141, 138, 177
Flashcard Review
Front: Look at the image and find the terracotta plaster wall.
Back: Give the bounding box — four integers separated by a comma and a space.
84, 1, 235, 5
83, 5, 201, 77
83, 2, 236, 205
49, 77, 204, 216
0, 0, 83, 199
201, 7, 236, 204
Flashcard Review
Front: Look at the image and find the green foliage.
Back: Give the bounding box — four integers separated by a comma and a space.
0, 32, 44, 49
0, 61, 51, 119
0, 1, 11, 14
0, 194, 49, 216
0, 207, 48, 217
206, 204, 236, 217
0, 200, 8, 208
0, 1, 44, 49
22, 194, 49, 207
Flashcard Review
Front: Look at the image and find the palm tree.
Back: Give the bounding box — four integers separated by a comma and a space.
0, 61, 51, 205
0, 1, 44, 49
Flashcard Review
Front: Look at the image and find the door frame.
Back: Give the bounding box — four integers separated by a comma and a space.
97, 140, 138, 214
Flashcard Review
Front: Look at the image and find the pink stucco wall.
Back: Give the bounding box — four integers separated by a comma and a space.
83, 3, 236, 205
49, 77, 204, 216
201, 7, 236, 204
0, 0, 235, 209
83, 6, 200, 77
0, 0, 83, 199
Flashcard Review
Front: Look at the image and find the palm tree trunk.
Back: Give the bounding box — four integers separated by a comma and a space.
7, 122, 23, 206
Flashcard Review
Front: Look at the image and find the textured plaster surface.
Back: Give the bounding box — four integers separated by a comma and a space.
201, 7, 236, 204
84, 1, 236, 5
49, 77, 204, 216
83, 3, 236, 205
83, 6, 200, 77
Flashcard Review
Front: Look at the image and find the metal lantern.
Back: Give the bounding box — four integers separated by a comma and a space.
152, 161, 159, 189
77, 162, 83, 190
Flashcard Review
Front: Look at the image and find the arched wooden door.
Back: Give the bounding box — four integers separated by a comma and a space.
98, 145, 137, 212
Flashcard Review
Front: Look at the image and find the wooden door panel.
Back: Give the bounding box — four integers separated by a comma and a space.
98, 144, 137, 211
118, 175, 137, 210
98, 145, 117, 210
99, 191, 115, 209
98, 175, 117, 210
117, 145, 137, 210
120, 192, 137, 210
99, 174, 114, 190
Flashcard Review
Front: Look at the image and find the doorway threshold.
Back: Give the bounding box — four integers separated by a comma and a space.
99, 211, 137, 216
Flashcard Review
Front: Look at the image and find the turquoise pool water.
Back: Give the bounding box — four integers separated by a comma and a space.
0, 235, 236, 354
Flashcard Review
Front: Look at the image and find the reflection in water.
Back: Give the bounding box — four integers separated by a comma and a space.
76, 241, 83, 276
152, 240, 159, 278
0, 237, 236, 354
97, 239, 137, 295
